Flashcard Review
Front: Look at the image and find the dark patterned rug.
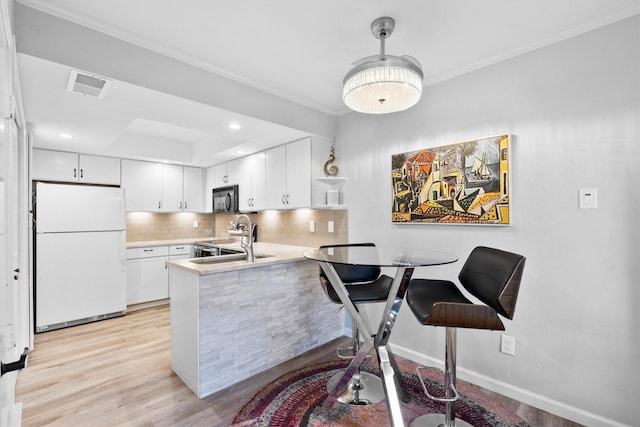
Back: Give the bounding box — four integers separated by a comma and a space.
230, 358, 529, 426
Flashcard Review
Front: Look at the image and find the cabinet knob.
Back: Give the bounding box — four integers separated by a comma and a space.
281, 195, 286, 205
80, 169, 84, 179
285, 194, 290, 204
180, 201, 183, 210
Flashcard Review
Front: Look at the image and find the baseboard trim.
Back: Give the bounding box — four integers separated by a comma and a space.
389, 343, 628, 427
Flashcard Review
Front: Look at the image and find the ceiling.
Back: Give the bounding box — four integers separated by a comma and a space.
15, 0, 640, 167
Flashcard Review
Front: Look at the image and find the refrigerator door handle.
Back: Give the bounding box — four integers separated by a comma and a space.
120, 231, 127, 272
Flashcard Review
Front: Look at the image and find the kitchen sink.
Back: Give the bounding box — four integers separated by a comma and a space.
190, 253, 274, 264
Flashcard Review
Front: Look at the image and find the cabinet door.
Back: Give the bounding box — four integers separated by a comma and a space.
78, 154, 120, 185
32, 149, 78, 182
162, 164, 184, 212
205, 166, 216, 213
284, 139, 311, 209
213, 163, 227, 187
265, 145, 287, 209
237, 156, 252, 211
251, 152, 266, 210
126, 257, 169, 305
225, 159, 240, 185
183, 166, 204, 212
121, 159, 163, 211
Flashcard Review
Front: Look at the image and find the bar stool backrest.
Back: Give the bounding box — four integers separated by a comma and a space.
458, 246, 526, 320
319, 243, 381, 284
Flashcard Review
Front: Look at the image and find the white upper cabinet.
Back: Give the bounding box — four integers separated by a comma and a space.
265, 145, 287, 209
33, 149, 121, 185
162, 164, 184, 212
265, 138, 311, 209
121, 159, 163, 211
213, 159, 239, 187
183, 166, 204, 212
123, 160, 204, 212
238, 152, 266, 211
205, 166, 216, 213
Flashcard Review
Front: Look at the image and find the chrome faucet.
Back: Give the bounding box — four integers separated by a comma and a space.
233, 214, 255, 262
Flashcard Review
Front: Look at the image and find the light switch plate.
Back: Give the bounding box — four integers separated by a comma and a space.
192, 220, 199, 228
579, 188, 598, 209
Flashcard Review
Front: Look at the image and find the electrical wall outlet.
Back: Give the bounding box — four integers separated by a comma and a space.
501, 334, 516, 356
192, 220, 199, 229
309, 220, 315, 232
328, 221, 335, 233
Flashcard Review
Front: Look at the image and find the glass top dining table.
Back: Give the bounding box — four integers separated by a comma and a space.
304, 245, 458, 427
304, 245, 458, 268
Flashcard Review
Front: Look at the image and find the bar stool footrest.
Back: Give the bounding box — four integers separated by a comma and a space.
415, 366, 459, 403
336, 344, 375, 360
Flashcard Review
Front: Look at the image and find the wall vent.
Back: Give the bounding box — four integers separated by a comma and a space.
66, 70, 111, 98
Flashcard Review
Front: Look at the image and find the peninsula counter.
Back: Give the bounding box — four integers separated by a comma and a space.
167, 242, 345, 398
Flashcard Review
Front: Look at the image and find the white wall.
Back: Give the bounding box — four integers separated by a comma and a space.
337, 16, 639, 427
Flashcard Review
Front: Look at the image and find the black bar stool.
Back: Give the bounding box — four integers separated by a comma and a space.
405, 246, 526, 427
319, 243, 393, 406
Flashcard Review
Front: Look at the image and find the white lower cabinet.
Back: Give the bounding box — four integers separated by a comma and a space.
126, 246, 169, 305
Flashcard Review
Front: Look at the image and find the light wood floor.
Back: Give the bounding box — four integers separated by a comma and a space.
16, 305, 582, 427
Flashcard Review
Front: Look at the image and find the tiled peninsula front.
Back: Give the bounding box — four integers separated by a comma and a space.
168, 243, 345, 398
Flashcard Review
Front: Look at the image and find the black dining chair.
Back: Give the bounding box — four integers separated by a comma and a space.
405, 246, 526, 427
318, 242, 393, 405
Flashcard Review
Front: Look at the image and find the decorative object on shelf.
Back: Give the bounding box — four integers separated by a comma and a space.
343, 17, 424, 114
391, 134, 511, 225
323, 141, 339, 177
315, 177, 347, 208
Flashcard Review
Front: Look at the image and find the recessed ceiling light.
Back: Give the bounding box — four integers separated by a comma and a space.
229, 122, 242, 130
236, 150, 245, 155
59, 133, 73, 139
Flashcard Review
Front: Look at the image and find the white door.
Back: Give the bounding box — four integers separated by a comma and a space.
183, 166, 203, 212
162, 163, 184, 212
237, 156, 252, 211
78, 154, 120, 185
285, 139, 311, 209
250, 153, 266, 211
0, 113, 26, 427
121, 159, 163, 211
1, 11, 30, 426
31, 149, 78, 182
265, 145, 287, 209
126, 256, 169, 305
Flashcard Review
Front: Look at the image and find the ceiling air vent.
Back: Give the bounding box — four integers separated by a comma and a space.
66, 70, 111, 98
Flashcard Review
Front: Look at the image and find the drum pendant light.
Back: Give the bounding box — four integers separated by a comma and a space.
343, 17, 423, 114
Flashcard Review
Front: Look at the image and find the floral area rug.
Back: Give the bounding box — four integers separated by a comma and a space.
230, 357, 529, 426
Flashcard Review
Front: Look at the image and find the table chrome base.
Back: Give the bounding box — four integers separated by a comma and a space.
410, 414, 474, 427
326, 371, 385, 405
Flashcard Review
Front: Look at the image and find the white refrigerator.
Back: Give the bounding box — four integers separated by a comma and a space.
35, 182, 127, 332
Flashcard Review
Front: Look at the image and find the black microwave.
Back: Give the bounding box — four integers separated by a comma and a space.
212, 185, 239, 213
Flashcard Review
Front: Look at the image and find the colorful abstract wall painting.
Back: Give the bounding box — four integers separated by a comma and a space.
391, 135, 511, 225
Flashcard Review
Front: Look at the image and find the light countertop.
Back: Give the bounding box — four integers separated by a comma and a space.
126, 237, 226, 248
166, 242, 314, 276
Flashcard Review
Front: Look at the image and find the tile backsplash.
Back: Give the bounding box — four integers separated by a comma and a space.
126, 209, 348, 247
126, 212, 216, 242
